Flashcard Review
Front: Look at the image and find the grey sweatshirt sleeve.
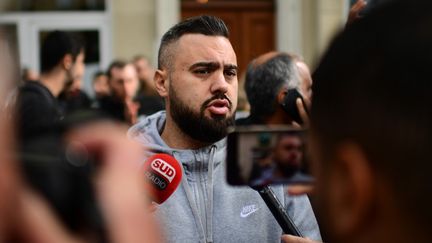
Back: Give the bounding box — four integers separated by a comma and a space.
285, 193, 322, 241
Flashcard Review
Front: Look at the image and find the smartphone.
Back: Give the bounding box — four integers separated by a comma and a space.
280, 89, 308, 125
226, 125, 314, 187
358, 0, 393, 16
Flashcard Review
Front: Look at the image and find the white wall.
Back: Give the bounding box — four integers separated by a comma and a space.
111, 0, 156, 63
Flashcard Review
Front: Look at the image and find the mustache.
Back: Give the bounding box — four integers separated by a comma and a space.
202, 93, 233, 111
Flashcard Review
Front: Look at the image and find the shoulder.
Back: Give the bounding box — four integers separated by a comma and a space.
18, 88, 52, 110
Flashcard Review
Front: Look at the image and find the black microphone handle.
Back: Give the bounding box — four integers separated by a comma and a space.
255, 185, 303, 237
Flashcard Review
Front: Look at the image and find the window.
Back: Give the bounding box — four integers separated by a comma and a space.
2, 0, 106, 12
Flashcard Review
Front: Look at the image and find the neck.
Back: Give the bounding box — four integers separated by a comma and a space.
161, 111, 211, 150
264, 107, 294, 125
39, 69, 66, 97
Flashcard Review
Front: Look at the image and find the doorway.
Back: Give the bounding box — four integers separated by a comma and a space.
181, 0, 275, 74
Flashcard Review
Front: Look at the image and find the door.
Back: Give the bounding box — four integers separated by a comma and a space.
181, 0, 275, 74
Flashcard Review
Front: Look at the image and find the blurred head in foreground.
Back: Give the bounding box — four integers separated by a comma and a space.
0, 26, 20, 243
311, 1, 432, 242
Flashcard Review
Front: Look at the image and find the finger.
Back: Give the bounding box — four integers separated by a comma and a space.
281, 234, 316, 243
347, 0, 367, 26
291, 121, 302, 128
287, 185, 314, 196
149, 202, 158, 213
353, 0, 367, 11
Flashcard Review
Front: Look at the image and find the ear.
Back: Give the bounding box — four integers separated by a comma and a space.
277, 88, 288, 104
154, 69, 169, 98
329, 142, 375, 238
62, 54, 73, 71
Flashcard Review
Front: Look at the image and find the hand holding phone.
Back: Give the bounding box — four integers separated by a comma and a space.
281, 89, 309, 125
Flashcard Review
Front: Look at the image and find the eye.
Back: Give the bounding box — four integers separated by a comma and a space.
193, 69, 211, 75
224, 69, 237, 77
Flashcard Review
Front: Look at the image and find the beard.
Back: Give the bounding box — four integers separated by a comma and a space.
169, 88, 235, 144
63, 66, 75, 91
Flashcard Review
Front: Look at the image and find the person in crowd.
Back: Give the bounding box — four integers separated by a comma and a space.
21, 67, 39, 82
128, 15, 321, 242
92, 71, 110, 99
132, 55, 165, 118
292, 55, 313, 101
15, 30, 85, 139
58, 52, 92, 114
133, 55, 157, 96
237, 52, 307, 126
97, 60, 140, 124
283, 0, 432, 242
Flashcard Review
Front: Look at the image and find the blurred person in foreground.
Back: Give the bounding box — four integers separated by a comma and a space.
98, 60, 140, 124
128, 15, 321, 242
283, 0, 432, 242
0, 27, 160, 243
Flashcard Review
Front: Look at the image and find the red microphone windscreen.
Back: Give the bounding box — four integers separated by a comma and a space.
142, 153, 182, 204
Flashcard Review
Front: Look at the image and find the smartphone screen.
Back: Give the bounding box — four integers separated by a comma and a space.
226, 125, 314, 187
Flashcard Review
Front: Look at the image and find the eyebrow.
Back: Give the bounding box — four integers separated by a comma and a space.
189, 62, 238, 71
224, 64, 238, 71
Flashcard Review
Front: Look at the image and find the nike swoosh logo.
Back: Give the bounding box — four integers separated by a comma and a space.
240, 207, 259, 218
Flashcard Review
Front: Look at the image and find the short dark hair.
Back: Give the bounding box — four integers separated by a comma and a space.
245, 53, 299, 121
106, 60, 128, 80
311, 0, 432, 226
92, 70, 106, 81
40, 31, 83, 74
157, 15, 229, 70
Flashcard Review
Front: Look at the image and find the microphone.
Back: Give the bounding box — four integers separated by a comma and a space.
253, 185, 303, 237
142, 153, 182, 204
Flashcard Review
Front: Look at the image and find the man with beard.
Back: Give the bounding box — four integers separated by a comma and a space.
16, 30, 84, 139
271, 133, 312, 183
128, 15, 321, 242
98, 61, 140, 124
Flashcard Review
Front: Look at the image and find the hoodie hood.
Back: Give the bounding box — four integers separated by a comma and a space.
128, 110, 226, 166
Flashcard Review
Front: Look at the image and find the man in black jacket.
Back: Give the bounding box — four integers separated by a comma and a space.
16, 30, 84, 139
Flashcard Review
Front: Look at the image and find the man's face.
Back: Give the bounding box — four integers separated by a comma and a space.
73, 50, 85, 81
93, 74, 110, 97
273, 135, 303, 170
109, 64, 139, 100
65, 50, 85, 90
134, 58, 154, 81
165, 34, 238, 143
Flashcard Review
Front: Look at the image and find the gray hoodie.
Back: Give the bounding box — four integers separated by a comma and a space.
128, 111, 321, 243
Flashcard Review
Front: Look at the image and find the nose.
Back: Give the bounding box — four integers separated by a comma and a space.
210, 71, 228, 94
